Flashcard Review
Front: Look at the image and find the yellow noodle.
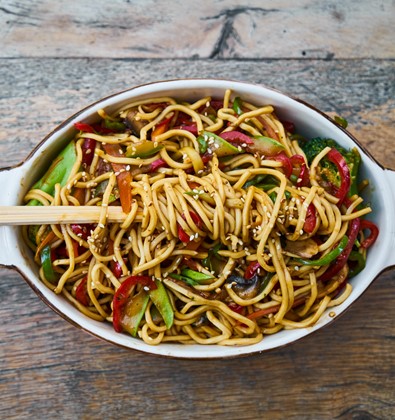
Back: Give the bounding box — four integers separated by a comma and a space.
23, 91, 375, 347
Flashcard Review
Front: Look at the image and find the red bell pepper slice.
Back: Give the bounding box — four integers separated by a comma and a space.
244, 261, 261, 280
219, 131, 254, 146
281, 120, 295, 134
360, 220, 379, 249
71, 224, 93, 241
228, 302, 244, 315
112, 276, 157, 333
174, 123, 198, 135
327, 148, 351, 206
290, 154, 310, 187
148, 158, 169, 173
81, 138, 97, 166
303, 203, 317, 233
178, 225, 192, 243
209, 100, 224, 111
320, 217, 360, 282
75, 276, 89, 306
102, 143, 132, 213
270, 152, 293, 178
177, 211, 202, 243
74, 122, 95, 133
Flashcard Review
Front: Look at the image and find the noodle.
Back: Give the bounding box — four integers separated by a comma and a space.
23, 90, 375, 346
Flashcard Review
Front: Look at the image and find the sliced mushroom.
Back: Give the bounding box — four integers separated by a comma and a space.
227, 273, 260, 300
124, 109, 147, 136
285, 238, 319, 258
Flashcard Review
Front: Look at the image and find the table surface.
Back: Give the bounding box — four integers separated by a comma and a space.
1, 1, 394, 419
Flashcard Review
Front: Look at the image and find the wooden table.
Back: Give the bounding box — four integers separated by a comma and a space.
1, 1, 394, 418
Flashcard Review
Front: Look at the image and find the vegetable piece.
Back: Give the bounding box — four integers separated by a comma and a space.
303, 203, 317, 234
319, 218, 360, 281
102, 143, 132, 213
359, 219, 379, 249
174, 123, 198, 135
178, 225, 191, 243
184, 190, 216, 205
34, 230, 56, 259
180, 268, 214, 284
202, 243, 226, 275
219, 131, 254, 145
112, 275, 157, 335
197, 131, 241, 157
248, 136, 285, 157
285, 238, 319, 258
70, 224, 92, 241
247, 296, 306, 320
301, 137, 360, 198
290, 154, 309, 187
151, 115, 173, 140
125, 141, 163, 158
28, 141, 77, 205
75, 276, 89, 306
103, 118, 126, 132
295, 236, 348, 266
348, 251, 366, 277
148, 158, 168, 173
228, 302, 244, 315
177, 211, 202, 243
74, 122, 95, 133
281, 120, 295, 134
124, 109, 147, 135
232, 97, 243, 115
81, 138, 97, 166
334, 115, 348, 129
327, 148, 351, 206
40, 245, 58, 283
28, 225, 40, 245
270, 152, 293, 178
148, 279, 174, 329
227, 273, 261, 300
244, 261, 261, 280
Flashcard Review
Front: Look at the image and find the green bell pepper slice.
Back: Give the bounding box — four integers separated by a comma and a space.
28, 141, 77, 206
149, 279, 174, 329
295, 236, 349, 266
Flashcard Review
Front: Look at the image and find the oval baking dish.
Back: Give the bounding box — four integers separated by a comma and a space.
0, 79, 394, 358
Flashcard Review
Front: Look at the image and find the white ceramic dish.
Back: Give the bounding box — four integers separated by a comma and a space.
1, 79, 394, 358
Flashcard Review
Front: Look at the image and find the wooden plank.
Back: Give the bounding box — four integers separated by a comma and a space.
0, 58, 394, 168
0, 268, 393, 419
1, 0, 394, 59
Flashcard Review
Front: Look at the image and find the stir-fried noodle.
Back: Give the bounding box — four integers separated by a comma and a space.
23, 90, 378, 345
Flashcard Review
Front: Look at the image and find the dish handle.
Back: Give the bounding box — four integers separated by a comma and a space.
0, 165, 24, 267
384, 168, 395, 269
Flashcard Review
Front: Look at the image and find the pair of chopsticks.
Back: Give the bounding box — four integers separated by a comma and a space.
0, 206, 127, 225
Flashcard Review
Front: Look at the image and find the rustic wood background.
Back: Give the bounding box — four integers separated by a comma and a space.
0, 1, 394, 419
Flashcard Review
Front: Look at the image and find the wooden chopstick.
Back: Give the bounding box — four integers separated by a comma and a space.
0, 206, 129, 225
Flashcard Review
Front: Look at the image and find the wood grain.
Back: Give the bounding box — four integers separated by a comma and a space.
1, 0, 394, 59
0, 59, 394, 168
0, 1, 394, 419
